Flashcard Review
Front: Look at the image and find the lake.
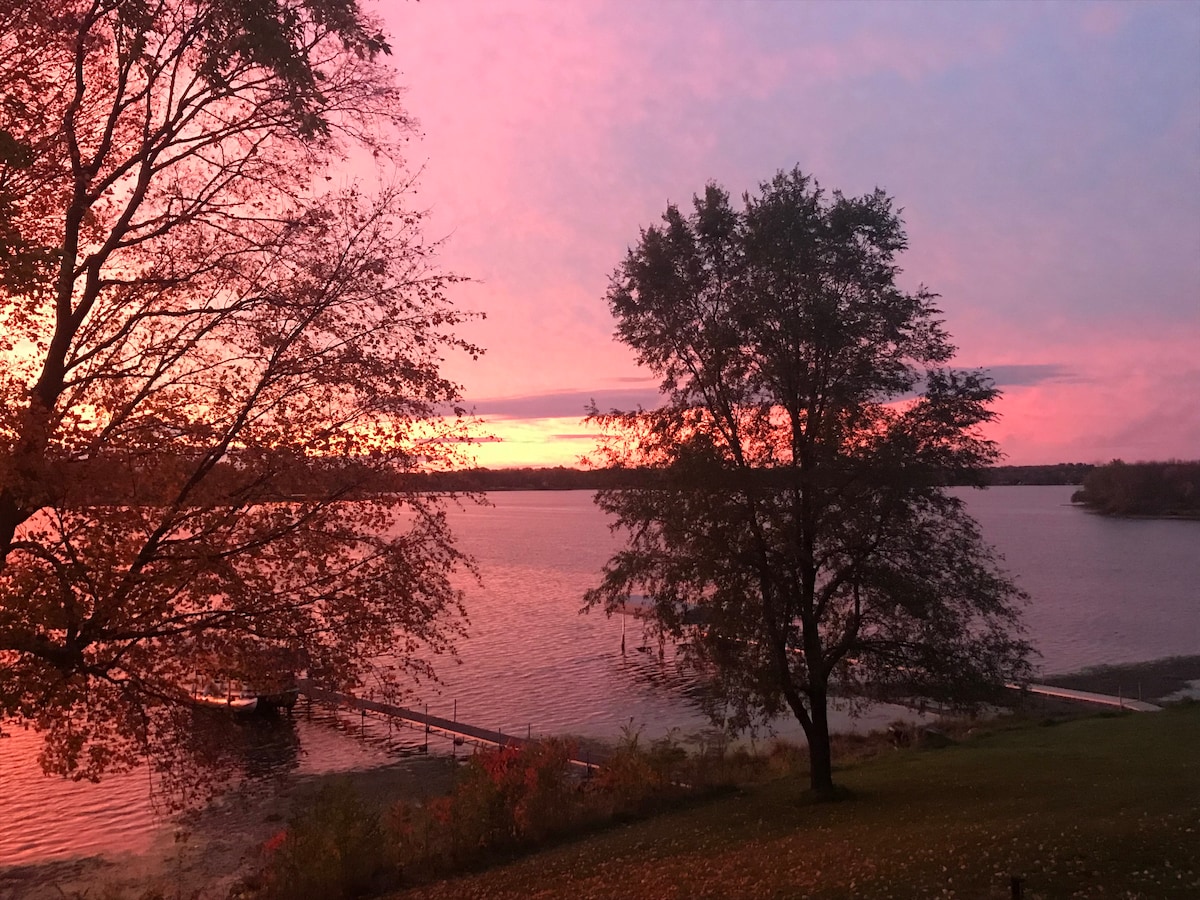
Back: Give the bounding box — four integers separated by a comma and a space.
2, 485, 1198, 870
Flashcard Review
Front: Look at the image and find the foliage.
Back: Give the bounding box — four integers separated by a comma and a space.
396, 739, 581, 866
1071, 459, 1200, 517
0, 0, 479, 782
246, 735, 716, 895
585, 723, 692, 813
254, 780, 392, 900
586, 167, 1033, 794
449, 740, 573, 852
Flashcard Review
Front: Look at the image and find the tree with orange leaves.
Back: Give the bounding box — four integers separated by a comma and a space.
0, 0, 478, 781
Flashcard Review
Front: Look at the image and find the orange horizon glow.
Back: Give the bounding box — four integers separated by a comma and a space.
457, 417, 603, 469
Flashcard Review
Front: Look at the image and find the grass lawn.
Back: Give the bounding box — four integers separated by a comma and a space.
390, 705, 1200, 899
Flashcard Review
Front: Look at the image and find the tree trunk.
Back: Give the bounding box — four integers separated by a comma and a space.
806, 687, 836, 797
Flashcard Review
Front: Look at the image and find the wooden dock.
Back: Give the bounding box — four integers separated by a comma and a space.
1011, 682, 1162, 712
296, 680, 609, 769
299, 679, 1160, 772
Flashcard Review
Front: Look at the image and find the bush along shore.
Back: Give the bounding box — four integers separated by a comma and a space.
233, 730, 754, 899
387, 702, 1200, 900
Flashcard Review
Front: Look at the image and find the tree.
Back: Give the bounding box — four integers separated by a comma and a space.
586, 168, 1032, 796
0, 0, 479, 782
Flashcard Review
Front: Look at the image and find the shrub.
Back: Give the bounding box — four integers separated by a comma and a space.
255, 781, 392, 899
450, 739, 577, 850
390, 738, 583, 870
249, 733, 728, 894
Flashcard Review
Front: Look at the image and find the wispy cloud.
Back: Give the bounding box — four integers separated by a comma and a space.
979, 364, 1078, 387
468, 389, 663, 419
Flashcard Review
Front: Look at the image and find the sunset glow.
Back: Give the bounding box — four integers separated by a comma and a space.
461, 417, 602, 470
374, 1, 1199, 469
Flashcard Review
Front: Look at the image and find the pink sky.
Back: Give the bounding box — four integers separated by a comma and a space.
376, 0, 1199, 468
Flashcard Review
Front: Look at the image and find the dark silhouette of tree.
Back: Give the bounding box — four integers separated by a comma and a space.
0, 0, 478, 782
1072, 460, 1200, 517
586, 168, 1032, 796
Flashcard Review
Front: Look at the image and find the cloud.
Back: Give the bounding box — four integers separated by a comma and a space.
465, 366, 1076, 421
468, 389, 663, 419
978, 364, 1077, 387
982, 329, 1200, 465
383, 1, 1198, 468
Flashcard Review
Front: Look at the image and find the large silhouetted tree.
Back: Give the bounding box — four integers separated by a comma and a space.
0, 0, 479, 781
586, 168, 1032, 796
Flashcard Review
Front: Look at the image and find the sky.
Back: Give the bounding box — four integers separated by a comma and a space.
376, 0, 1199, 469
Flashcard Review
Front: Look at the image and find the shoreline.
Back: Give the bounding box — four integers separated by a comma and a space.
5, 654, 1199, 899
0, 756, 457, 900
1038, 655, 1200, 703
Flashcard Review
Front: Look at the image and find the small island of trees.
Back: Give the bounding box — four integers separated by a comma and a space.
1071, 460, 1200, 518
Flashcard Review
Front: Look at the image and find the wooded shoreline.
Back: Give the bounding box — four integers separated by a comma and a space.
47, 460, 1098, 504
1070, 460, 1200, 518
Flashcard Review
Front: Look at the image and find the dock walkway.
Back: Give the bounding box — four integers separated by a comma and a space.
296, 681, 609, 768
1013, 683, 1162, 712
299, 680, 1160, 772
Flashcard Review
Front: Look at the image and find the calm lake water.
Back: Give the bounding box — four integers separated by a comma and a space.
2, 485, 1198, 869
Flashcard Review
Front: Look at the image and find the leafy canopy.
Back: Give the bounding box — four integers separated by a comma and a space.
587, 168, 1032, 793
0, 0, 479, 786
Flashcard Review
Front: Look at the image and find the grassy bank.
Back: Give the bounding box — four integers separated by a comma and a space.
390, 705, 1200, 899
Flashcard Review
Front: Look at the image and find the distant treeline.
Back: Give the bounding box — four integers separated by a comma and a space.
395, 463, 1096, 492
1070, 460, 1200, 518
982, 464, 1093, 486
49, 458, 1097, 505
400, 466, 642, 492
47, 458, 645, 504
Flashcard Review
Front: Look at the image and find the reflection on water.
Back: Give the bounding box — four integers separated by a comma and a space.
4, 486, 1199, 869
185, 707, 302, 784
